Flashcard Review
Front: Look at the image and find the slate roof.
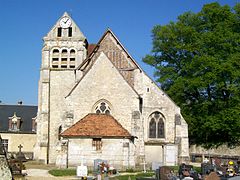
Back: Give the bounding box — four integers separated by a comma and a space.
0, 104, 37, 133
61, 113, 132, 138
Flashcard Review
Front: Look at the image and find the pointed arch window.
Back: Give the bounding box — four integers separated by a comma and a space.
157, 118, 164, 138
94, 101, 111, 115
148, 112, 165, 139
149, 118, 156, 138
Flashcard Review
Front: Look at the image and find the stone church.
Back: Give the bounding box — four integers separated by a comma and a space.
34, 12, 189, 169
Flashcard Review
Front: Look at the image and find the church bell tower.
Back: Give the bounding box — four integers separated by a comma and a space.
35, 12, 87, 163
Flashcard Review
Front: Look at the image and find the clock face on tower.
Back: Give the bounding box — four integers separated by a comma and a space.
59, 17, 72, 28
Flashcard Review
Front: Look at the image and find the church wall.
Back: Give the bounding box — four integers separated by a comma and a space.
134, 70, 178, 142
66, 138, 134, 170
68, 53, 139, 133
65, 53, 140, 167
134, 70, 189, 164
145, 145, 163, 164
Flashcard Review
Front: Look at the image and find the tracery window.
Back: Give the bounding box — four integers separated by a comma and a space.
95, 102, 111, 115
149, 112, 165, 138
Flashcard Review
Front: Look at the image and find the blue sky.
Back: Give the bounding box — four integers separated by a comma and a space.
0, 0, 237, 105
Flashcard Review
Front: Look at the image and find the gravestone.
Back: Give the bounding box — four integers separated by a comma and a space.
94, 159, 107, 173
77, 165, 88, 177
16, 144, 27, 162
152, 162, 163, 171
0, 137, 12, 179
201, 163, 214, 175
77, 156, 88, 177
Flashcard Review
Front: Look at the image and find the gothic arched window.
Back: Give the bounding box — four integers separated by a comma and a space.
157, 118, 164, 138
95, 101, 111, 115
149, 118, 156, 138
148, 112, 165, 139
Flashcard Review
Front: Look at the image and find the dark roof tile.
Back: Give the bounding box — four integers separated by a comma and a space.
0, 105, 37, 133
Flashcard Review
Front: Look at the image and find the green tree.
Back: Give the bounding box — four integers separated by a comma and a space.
144, 2, 240, 148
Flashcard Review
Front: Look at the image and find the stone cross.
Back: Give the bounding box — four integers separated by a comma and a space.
18, 144, 23, 153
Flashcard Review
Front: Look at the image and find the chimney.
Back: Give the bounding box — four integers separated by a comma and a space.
17, 101, 23, 105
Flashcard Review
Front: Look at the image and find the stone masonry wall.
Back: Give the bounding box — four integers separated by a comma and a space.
68, 52, 139, 132
66, 138, 135, 170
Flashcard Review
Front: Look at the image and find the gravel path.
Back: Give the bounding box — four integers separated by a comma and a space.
24, 169, 82, 180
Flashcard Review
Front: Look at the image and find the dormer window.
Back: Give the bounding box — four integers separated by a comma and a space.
9, 112, 21, 131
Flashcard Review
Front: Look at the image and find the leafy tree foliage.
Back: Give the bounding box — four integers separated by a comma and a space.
144, 2, 240, 147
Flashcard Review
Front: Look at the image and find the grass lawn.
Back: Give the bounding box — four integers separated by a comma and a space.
49, 168, 77, 176
48, 169, 155, 179
48, 165, 201, 178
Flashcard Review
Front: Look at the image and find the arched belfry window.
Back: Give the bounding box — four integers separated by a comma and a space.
53, 49, 59, 54
70, 49, 75, 55
51, 48, 60, 68
149, 111, 165, 138
94, 101, 111, 115
62, 49, 68, 54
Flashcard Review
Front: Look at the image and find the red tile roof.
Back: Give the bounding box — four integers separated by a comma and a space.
61, 113, 132, 138
87, 44, 97, 56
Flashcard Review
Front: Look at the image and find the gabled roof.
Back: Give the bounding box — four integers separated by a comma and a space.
61, 113, 132, 138
66, 51, 140, 98
66, 29, 142, 98
76, 28, 141, 71
44, 12, 86, 41
0, 105, 37, 133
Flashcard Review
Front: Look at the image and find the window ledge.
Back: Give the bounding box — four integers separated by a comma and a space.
145, 140, 168, 145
